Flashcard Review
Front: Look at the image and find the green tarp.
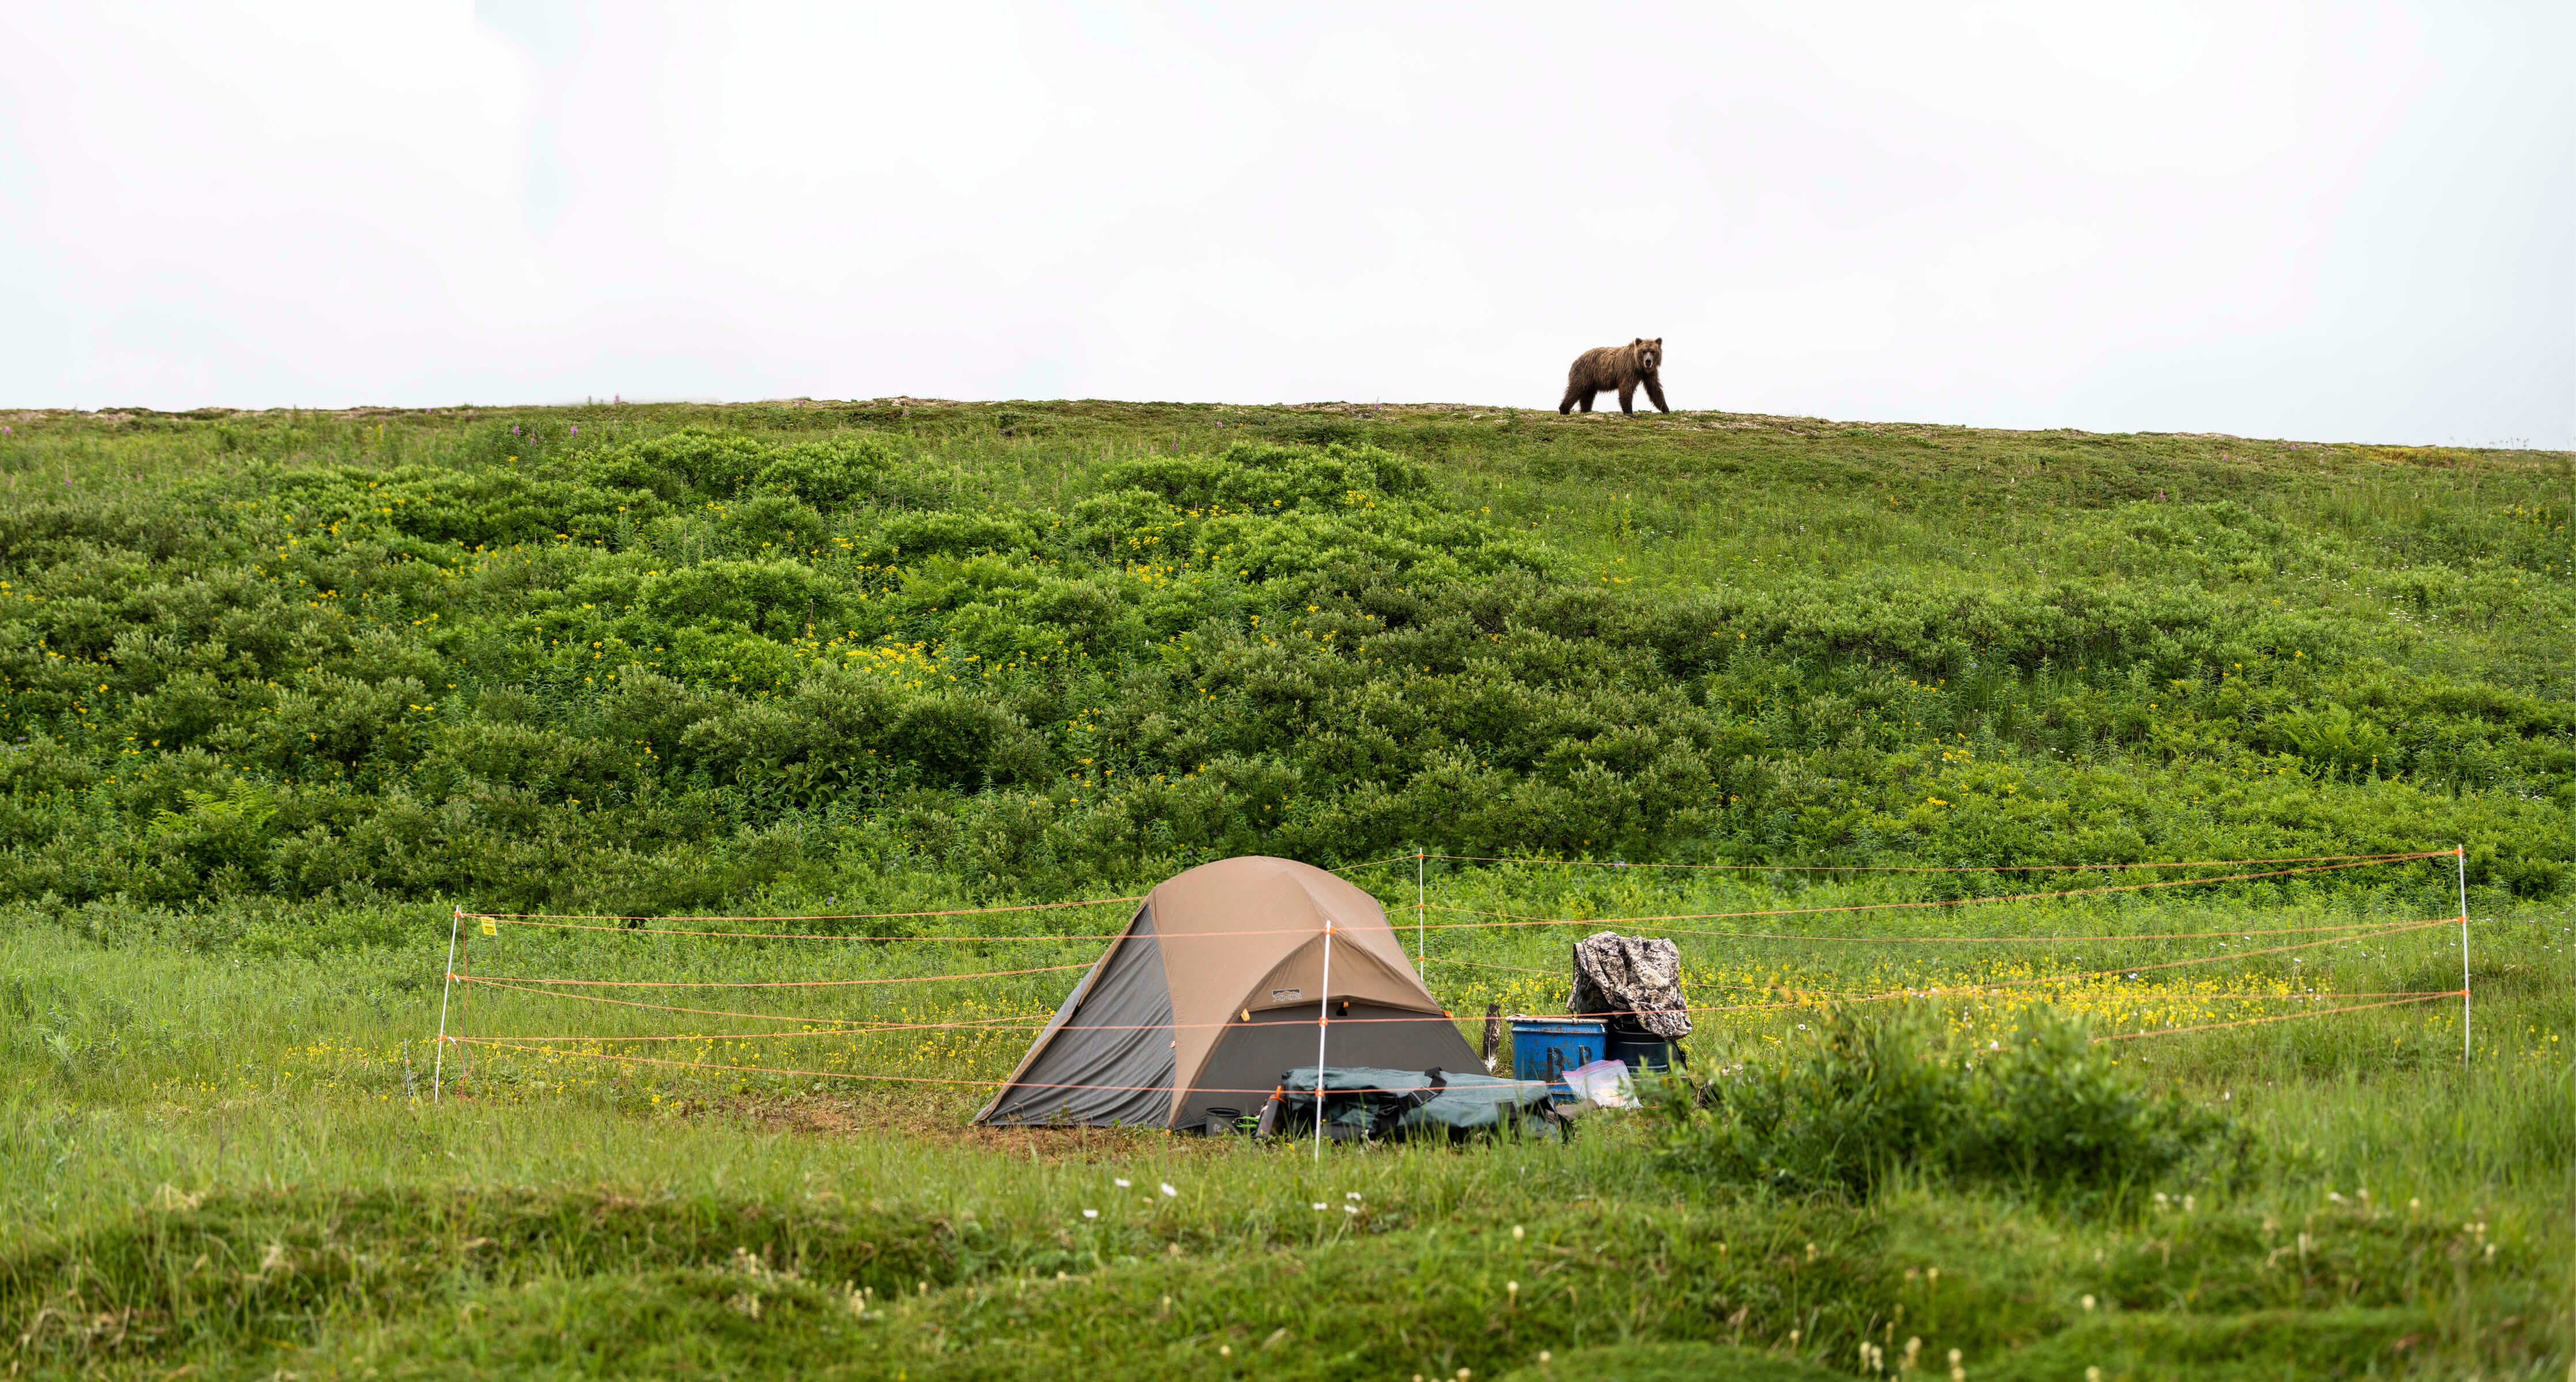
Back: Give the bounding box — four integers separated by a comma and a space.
1276, 1066, 1559, 1139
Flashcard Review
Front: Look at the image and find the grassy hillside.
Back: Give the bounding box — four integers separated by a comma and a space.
0, 399, 2565, 1379
0, 400, 2562, 937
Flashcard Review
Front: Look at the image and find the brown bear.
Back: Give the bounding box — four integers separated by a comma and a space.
1559, 338, 1668, 415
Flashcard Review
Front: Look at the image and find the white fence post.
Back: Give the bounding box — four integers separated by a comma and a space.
2454, 844, 2471, 1066
1313, 920, 1334, 1161
433, 907, 462, 1102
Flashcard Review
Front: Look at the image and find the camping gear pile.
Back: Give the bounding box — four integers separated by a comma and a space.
1263, 1066, 1563, 1141
1569, 930, 1693, 1070
1501, 931, 1693, 1108
976, 861, 1689, 1141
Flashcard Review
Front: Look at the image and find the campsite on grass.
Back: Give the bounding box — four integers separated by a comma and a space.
1, 399, 2562, 1380
11, 6, 2566, 1370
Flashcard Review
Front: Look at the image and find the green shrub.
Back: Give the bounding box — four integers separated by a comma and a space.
640, 559, 846, 641
887, 692, 1037, 790
717, 491, 826, 552
863, 511, 1041, 564
1653, 1005, 2242, 1201
619, 427, 770, 497
0, 413, 2560, 918
753, 436, 896, 508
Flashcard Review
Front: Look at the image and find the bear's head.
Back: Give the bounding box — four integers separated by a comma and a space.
1632, 338, 1663, 372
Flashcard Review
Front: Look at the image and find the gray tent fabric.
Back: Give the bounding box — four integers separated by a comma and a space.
974, 907, 1175, 1126
1569, 931, 1692, 1040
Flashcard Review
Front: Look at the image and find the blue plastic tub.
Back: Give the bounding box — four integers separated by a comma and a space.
1509, 1017, 1607, 1096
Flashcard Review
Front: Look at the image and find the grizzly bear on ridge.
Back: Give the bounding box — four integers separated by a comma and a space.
1559, 338, 1668, 415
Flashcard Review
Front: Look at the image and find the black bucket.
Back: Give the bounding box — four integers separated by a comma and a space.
1605, 1031, 1680, 1072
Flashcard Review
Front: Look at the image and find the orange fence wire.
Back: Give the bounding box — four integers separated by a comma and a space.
453, 978, 2471, 1093
463, 855, 2437, 946
473, 985, 2470, 1046
1429, 850, 2443, 873
2095, 991, 2465, 1042
459, 921, 2456, 1041
456, 851, 2445, 936
473, 916, 1117, 942
441, 850, 2470, 1099
1325, 853, 1425, 876
1419, 857, 2425, 932
464, 895, 1145, 923
465, 977, 1058, 1028
461, 961, 1093, 990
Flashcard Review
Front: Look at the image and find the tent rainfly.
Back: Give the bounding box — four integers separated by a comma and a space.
975, 856, 1479, 1130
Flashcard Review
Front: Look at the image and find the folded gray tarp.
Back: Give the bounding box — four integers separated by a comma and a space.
1276, 1066, 1558, 1139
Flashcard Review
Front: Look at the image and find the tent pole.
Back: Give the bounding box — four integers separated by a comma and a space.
1314, 920, 1333, 1161
1416, 849, 1426, 977
433, 907, 461, 1103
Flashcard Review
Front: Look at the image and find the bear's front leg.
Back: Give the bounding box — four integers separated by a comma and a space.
1617, 382, 1637, 414
1645, 376, 1669, 412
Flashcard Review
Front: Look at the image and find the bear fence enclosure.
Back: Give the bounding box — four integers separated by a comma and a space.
425, 849, 2481, 1116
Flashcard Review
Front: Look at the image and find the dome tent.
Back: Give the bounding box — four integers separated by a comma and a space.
975, 856, 1480, 1130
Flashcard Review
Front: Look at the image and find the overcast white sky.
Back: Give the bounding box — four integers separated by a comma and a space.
3, 3, 2568, 445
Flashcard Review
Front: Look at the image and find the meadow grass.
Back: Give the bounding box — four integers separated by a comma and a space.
3, 878, 2565, 1378
0, 399, 2565, 1378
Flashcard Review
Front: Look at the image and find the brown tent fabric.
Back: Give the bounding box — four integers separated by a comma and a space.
975, 856, 1479, 1129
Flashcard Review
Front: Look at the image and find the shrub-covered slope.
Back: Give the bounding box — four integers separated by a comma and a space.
0, 401, 2562, 921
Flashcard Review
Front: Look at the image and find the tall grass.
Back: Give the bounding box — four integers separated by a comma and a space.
2, 900, 2564, 1376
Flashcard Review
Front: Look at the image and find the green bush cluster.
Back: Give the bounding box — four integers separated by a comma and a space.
1653, 1005, 2244, 1199
0, 412, 2562, 923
